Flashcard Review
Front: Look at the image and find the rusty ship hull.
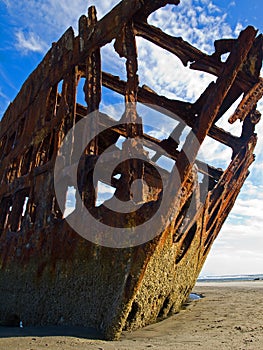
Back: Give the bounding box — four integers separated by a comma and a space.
0, 0, 262, 340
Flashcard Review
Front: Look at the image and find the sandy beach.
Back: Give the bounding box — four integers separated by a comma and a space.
0, 281, 262, 350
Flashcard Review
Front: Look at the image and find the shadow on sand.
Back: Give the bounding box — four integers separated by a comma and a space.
0, 325, 103, 340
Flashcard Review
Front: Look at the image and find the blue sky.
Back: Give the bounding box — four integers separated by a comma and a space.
0, 0, 262, 276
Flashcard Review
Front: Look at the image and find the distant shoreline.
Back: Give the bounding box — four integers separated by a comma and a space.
196, 279, 263, 288
197, 273, 263, 283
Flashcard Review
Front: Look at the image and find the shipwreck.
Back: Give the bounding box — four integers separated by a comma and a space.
0, 0, 262, 340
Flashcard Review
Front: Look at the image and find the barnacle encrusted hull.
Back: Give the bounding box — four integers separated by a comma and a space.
0, 0, 262, 340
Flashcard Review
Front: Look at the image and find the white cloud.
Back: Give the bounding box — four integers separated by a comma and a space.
202, 224, 263, 275
201, 180, 263, 275
198, 139, 232, 169
96, 181, 116, 206
136, 38, 216, 103
234, 22, 244, 36
148, 1, 232, 52
207, 2, 221, 14
202, 247, 263, 275
15, 31, 48, 54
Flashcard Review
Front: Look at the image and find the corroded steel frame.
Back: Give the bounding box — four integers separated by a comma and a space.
0, 0, 262, 340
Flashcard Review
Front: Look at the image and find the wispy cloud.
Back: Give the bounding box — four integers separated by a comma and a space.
3, 0, 89, 48
0, 65, 18, 93
0, 87, 9, 101
15, 31, 48, 54
0, 88, 11, 116
229, 1, 236, 8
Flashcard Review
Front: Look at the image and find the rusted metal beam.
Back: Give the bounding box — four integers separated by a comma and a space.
174, 26, 257, 182
134, 0, 180, 21
77, 0, 180, 61
229, 78, 263, 124
84, 6, 101, 156
102, 71, 194, 123
102, 71, 242, 150
134, 21, 261, 91
196, 26, 257, 141
0, 0, 262, 341
75, 107, 223, 181
134, 21, 209, 67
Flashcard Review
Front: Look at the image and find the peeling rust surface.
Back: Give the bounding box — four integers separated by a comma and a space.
0, 0, 262, 341
229, 77, 263, 124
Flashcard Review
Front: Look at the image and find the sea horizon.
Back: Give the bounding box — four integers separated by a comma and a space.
197, 273, 263, 283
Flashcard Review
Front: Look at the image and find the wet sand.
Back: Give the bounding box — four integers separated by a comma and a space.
0, 281, 262, 349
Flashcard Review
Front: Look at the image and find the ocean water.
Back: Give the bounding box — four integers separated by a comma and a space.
197, 273, 263, 283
